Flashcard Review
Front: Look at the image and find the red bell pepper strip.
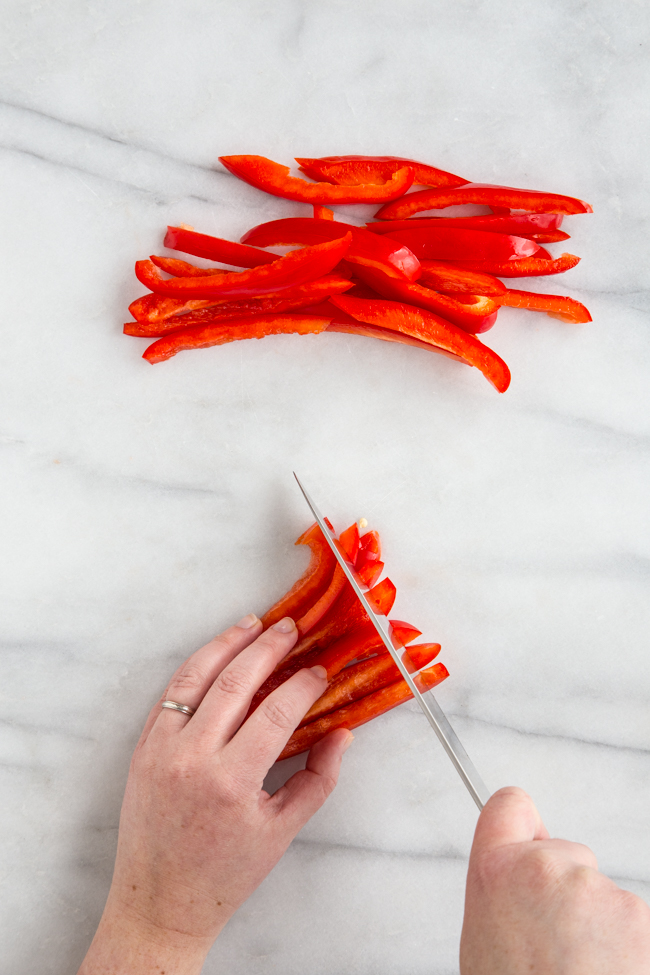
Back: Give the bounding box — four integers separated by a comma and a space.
295, 565, 347, 636
129, 274, 354, 327
380, 227, 541, 262
376, 183, 593, 220
357, 529, 381, 563
295, 155, 468, 189
358, 560, 384, 588
164, 226, 275, 268
313, 205, 333, 219
351, 265, 499, 334
366, 212, 566, 240
219, 154, 415, 204
260, 522, 338, 629
142, 313, 331, 364
351, 620, 423, 662
417, 261, 506, 296
332, 296, 511, 392
150, 256, 229, 277
241, 219, 421, 283
299, 642, 442, 727
447, 252, 581, 277
493, 289, 592, 323
338, 522, 360, 562
278, 662, 449, 760
135, 235, 352, 300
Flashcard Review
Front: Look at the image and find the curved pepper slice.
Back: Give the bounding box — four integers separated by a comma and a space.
367, 212, 568, 243
150, 256, 229, 277
417, 261, 506, 296
142, 313, 331, 364
278, 662, 449, 760
331, 296, 511, 392
493, 289, 592, 323
448, 252, 581, 278
241, 218, 420, 282
260, 522, 337, 630
338, 522, 360, 562
351, 265, 499, 334
313, 205, 334, 219
381, 227, 541, 262
295, 155, 468, 188
299, 641, 442, 727
164, 226, 276, 268
376, 183, 593, 219
129, 274, 353, 327
135, 235, 352, 300
219, 155, 414, 204
296, 564, 347, 636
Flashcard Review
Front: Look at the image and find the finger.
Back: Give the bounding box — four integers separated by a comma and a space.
537, 837, 599, 871
270, 729, 354, 829
185, 617, 300, 747
146, 614, 263, 741
221, 664, 329, 786
471, 786, 549, 855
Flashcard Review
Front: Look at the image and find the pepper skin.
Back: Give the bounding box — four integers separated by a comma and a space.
278, 662, 449, 760
135, 235, 352, 300
142, 313, 331, 364
332, 296, 511, 392
417, 261, 506, 296
164, 226, 276, 267
380, 227, 541, 262
219, 155, 415, 204
295, 155, 468, 188
376, 183, 593, 220
260, 522, 337, 629
493, 289, 592, 323
447, 252, 581, 277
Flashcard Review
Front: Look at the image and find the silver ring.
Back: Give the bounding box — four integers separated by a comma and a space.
161, 700, 196, 716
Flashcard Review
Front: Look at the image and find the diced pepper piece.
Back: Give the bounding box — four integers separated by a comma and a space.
313, 205, 334, 219
332, 296, 511, 392
219, 155, 415, 204
358, 559, 384, 588
357, 529, 382, 563
129, 274, 354, 327
366, 212, 566, 240
259, 522, 338, 629
493, 289, 592, 323
295, 155, 468, 188
380, 227, 541, 262
164, 226, 276, 267
278, 662, 449, 760
376, 183, 593, 220
296, 565, 347, 636
142, 313, 331, 364
417, 261, 506, 296
447, 253, 581, 277
339, 523, 360, 562
351, 265, 499, 334
135, 235, 352, 300
299, 642, 442, 726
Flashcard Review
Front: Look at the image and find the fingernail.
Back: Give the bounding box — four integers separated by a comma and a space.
342, 731, 354, 752
272, 617, 296, 634
310, 664, 327, 679
236, 613, 259, 629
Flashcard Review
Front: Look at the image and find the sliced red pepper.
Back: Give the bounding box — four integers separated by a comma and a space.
351, 265, 499, 334
164, 226, 276, 268
380, 227, 541, 262
357, 529, 381, 563
493, 289, 592, 323
299, 642, 442, 727
313, 205, 333, 219
417, 261, 506, 296
135, 235, 352, 300
241, 218, 420, 283
338, 522, 360, 562
260, 522, 337, 629
142, 313, 331, 364
366, 212, 566, 241
129, 274, 354, 326
296, 564, 347, 636
150, 256, 229, 277
332, 296, 511, 392
376, 183, 593, 220
219, 154, 415, 204
358, 560, 384, 588
278, 662, 449, 760
448, 252, 581, 277
295, 155, 468, 188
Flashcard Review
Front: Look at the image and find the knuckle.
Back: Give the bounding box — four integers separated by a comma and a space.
259, 696, 296, 731
167, 664, 207, 696
214, 666, 252, 698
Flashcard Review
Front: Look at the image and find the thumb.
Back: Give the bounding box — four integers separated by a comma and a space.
471, 786, 549, 855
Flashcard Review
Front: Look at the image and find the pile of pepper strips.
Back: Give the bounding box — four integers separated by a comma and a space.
251, 518, 447, 760
126, 153, 592, 393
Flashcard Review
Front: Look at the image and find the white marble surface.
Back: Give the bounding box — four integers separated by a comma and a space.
2, 2, 650, 972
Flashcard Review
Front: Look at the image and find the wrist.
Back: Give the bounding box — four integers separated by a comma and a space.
78, 901, 212, 975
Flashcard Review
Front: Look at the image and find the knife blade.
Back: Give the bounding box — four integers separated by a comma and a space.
293, 472, 491, 811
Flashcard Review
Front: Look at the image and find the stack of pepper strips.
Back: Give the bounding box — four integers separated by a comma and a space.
126, 153, 593, 393
253, 519, 448, 760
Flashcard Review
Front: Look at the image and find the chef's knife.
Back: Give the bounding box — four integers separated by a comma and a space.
294, 473, 491, 811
